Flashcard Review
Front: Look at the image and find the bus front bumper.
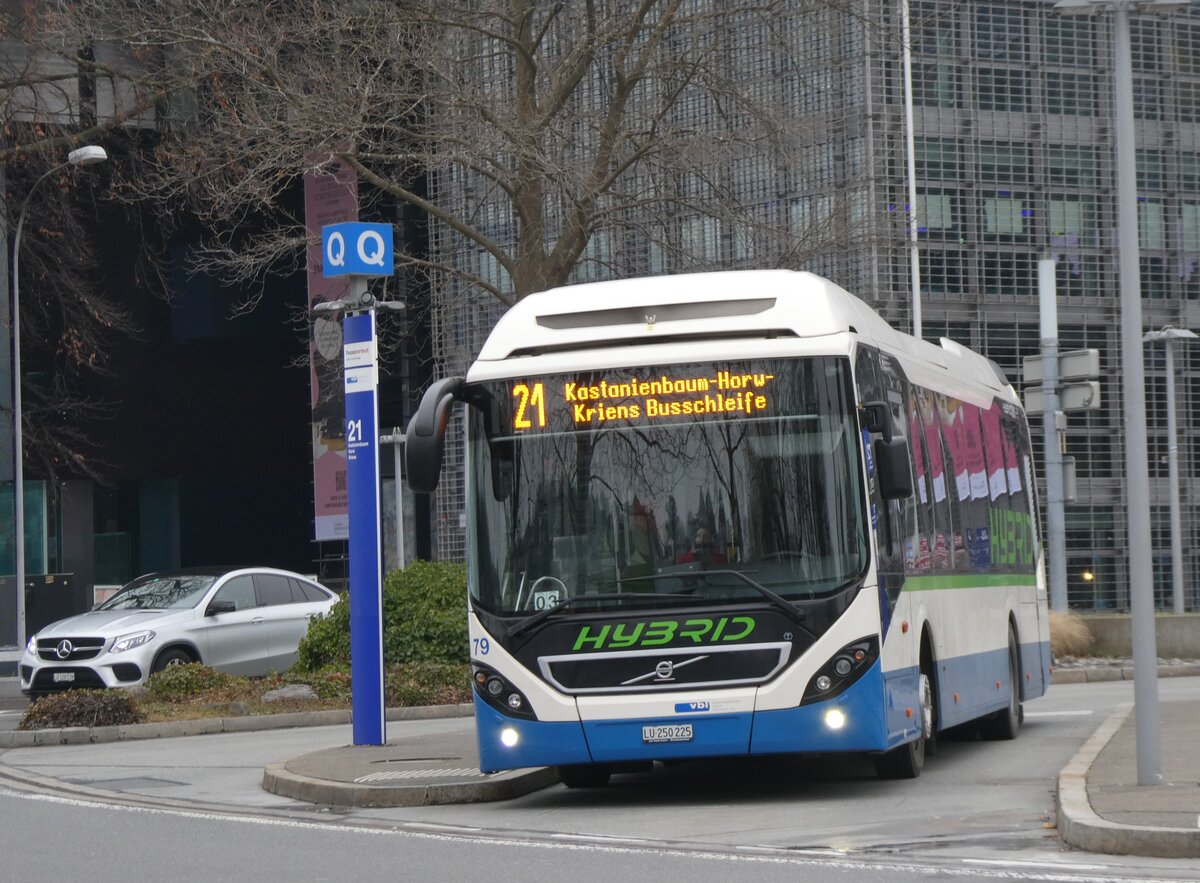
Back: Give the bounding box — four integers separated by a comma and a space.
474, 663, 898, 773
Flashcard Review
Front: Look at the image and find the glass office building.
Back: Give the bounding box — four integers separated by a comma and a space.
425, 1, 1198, 611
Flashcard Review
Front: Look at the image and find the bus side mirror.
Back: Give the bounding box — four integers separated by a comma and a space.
862, 400, 911, 501
405, 376, 465, 493
875, 438, 913, 501
860, 400, 895, 442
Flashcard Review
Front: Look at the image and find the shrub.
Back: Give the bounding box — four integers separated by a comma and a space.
382, 561, 469, 664
19, 689, 144, 730
296, 560, 468, 671
385, 663, 472, 707
1049, 610, 1094, 659
296, 593, 351, 670
146, 663, 243, 702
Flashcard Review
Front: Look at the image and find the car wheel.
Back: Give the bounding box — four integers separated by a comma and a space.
151, 648, 195, 674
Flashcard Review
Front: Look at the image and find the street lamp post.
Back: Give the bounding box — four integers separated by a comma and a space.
11, 145, 107, 653
1143, 326, 1198, 615
1054, 0, 1190, 787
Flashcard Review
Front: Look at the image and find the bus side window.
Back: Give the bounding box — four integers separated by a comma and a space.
1001, 410, 1038, 574
959, 401, 991, 569
903, 381, 933, 573
936, 393, 969, 572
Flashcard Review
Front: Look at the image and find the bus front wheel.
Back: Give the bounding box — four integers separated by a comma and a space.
979, 627, 1021, 741
556, 763, 612, 788
874, 672, 932, 780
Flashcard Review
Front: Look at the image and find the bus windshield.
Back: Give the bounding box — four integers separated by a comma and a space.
467, 357, 868, 617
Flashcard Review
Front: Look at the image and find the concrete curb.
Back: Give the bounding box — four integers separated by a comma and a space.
1056, 703, 1200, 858
1050, 662, 1200, 685
0, 703, 473, 749
262, 761, 559, 807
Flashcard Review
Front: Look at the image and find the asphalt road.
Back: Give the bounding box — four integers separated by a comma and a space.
0, 788, 1055, 883
2, 678, 1199, 881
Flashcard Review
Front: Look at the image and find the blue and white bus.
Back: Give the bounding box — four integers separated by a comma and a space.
407, 270, 1050, 786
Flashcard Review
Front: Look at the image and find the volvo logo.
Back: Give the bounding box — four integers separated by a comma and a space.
619, 655, 711, 687
55, 640, 74, 660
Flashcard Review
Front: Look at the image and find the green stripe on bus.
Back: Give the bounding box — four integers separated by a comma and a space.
901, 573, 1039, 592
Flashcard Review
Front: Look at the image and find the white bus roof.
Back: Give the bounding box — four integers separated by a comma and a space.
475, 270, 1015, 404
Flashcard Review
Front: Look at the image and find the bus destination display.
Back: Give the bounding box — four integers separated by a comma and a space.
510, 369, 779, 431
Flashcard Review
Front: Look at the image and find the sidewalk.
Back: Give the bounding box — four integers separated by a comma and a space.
262, 720, 557, 807
2, 671, 1198, 858
1056, 699, 1200, 858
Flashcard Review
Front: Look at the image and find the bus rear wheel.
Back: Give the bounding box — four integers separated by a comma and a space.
874, 672, 932, 780
556, 763, 612, 789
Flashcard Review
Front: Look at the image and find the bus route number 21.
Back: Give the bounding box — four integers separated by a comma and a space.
513, 383, 547, 430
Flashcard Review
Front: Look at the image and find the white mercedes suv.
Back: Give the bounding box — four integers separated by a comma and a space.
19, 566, 338, 695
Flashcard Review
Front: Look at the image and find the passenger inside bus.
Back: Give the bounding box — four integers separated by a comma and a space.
677, 526, 728, 567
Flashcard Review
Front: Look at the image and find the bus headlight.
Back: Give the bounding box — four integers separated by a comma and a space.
471, 662, 537, 720
824, 709, 847, 730
500, 727, 520, 748
801, 637, 879, 705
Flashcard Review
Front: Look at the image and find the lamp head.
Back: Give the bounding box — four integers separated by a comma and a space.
312, 300, 347, 315
1143, 326, 1199, 343
67, 145, 108, 167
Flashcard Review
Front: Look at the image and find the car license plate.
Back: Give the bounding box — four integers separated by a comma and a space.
52, 672, 75, 683
642, 723, 693, 744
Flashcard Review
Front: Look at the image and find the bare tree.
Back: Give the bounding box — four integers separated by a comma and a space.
8, 0, 901, 564
0, 9, 147, 480
32, 0, 882, 312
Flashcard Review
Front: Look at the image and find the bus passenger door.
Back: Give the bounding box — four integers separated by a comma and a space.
854, 346, 906, 632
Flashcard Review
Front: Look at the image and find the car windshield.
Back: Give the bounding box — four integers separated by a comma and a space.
95, 573, 218, 610
467, 356, 868, 617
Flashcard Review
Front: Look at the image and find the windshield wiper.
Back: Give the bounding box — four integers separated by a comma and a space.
507, 591, 698, 640
612, 571, 810, 630
682, 569, 811, 629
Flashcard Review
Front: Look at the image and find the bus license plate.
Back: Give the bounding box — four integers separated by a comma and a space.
52, 672, 75, 683
642, 724, 693, 744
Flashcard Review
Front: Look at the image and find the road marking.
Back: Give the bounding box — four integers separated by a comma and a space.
0, 787, 1188, 882
0, 710, 22, 716
1023, 710, 1093, 718
963, 859, 1111, 871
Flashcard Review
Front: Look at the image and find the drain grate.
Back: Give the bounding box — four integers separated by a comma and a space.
354, 768, 488, 783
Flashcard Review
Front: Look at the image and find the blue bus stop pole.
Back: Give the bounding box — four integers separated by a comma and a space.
343, 284, 385, 746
